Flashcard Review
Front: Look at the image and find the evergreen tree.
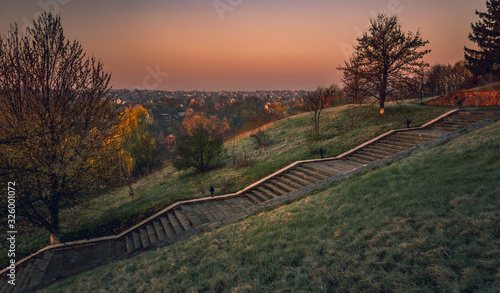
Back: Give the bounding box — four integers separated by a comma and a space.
464, 0, 500, 78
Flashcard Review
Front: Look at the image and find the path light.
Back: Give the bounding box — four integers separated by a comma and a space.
406, 118, 412, 129
320, 148, 325, 159
457, 100, 463, 110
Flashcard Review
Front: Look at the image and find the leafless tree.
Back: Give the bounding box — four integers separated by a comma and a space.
299, 85, 341, 137
338, 54, 370, 107
0, 13, 127, 243
339, 14, 430, 115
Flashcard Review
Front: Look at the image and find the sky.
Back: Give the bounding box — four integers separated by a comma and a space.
0, 0, 487, 91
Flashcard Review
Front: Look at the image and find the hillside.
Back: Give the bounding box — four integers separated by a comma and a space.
4, 104, 450, 268
69, 104, 448, 237
424, 82, 500, 107
42, 118, 500, 292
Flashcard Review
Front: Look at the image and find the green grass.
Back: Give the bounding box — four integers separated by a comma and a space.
42, 114, 500, 292
72, 104, 447, 233
2, 103, 449, 267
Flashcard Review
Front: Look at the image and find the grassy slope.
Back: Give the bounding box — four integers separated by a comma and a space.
2, 104, 449, 267
43, 119, 500, 292
65, 104, 449, 235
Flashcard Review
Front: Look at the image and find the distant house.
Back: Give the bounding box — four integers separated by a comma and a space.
164, 134, 176, 150
166, 134, 176, 144
122, 101, 142, 109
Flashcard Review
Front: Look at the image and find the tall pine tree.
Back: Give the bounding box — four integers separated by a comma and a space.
464, 0, 500, 78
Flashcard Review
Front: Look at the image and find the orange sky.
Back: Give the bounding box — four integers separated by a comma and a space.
0, 0, 487, 90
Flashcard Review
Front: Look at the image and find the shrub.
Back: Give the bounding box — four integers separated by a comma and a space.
173, 127, 225, 173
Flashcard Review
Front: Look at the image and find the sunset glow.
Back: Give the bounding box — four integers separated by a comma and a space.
0, 0, 487, 90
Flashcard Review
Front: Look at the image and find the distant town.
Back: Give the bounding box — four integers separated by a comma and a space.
110, 89, 307, 106
108, 89, 310, 143
110, 88, 307, 126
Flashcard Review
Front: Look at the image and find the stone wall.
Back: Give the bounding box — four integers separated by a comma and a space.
424, 90, 500, 107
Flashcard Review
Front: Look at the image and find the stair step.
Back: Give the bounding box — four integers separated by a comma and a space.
218, 199, 238, 214
231, 197, 252, 209
220, 198, 241, 214
250, 189, 270, 201
181, 205, 204, 227
27, 250, 54, 291
269, 179, 295, 192
344, 156, 370, 165
257, 186, 280, 198
428, 125, 459, 131
92, 241, 112, 263
263, 183, 287, 196
432, 123, 466, 129
361, 146, 394, 156
438, 119, 471, 125
19, 260, 35, 292
152, 220, 167, 240
379, 139, 415, 148
146, 224, 159, 244
315, 163, 344, 176
198, 202, 219, 221
139, 228, 151, 248
283, 173, 314, 186
348, 153, 378, 162
384, 133, 422, 144
227, 198, 246, 213
211, 202, 231, 217
132, 231, 142, 249
160, 216, 176, 237
277, 175, 306, 189
115, 238, 127, 256
167, 212, 184, 234
321, 163, 352, 174
367, 142, 403, 152
187, 203, 211, 223
294, 166, 328, 180
395, 132, 437, 140
288, 170, 320, 183
8, 264, 25, 293
125, 235, 134, 252
356, 150, 386, 160
302, 163, 336, 177
374, 140, 408, 150
246, 192, 264, 204
327, 159, 363, 170
174, 209, 192, 231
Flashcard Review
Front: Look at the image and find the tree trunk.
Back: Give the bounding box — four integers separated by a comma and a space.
128, 178, 134, 197
50, 233, 60, 244
379, 100, 385, 115
380, 71, 388, 115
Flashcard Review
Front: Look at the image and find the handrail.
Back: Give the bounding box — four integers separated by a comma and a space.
0, 109, 461, 275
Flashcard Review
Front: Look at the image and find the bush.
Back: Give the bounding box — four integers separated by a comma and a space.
250, 129, 272, 149
173, 127, 225, 173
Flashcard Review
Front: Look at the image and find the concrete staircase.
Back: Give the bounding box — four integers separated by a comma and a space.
1, 110, 497, 292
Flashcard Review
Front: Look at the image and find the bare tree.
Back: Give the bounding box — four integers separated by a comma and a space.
338, 54, 370, 107
0, 13, 128, 243
339, 14, 430, 115
299, 85, 340, 137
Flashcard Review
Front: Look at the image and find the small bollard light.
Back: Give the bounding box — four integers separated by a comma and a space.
320, 148, 324, 159
406, 118, 411, 129
457, 100, 463, 110
210, 185, 215, 197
